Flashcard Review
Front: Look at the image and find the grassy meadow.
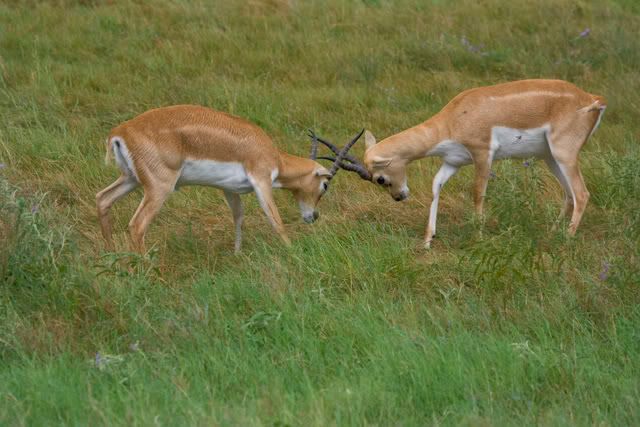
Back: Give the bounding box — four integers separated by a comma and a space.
1, 0, 639, 425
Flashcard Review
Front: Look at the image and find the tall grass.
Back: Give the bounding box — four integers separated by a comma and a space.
1, 0, 639, 425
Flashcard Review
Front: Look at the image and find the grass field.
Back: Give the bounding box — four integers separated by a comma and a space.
1, 0, 639, 425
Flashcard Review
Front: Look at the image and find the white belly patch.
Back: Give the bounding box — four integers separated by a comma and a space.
426, 125, 551, 166
491, 125, 550, 160
177, 160, 254, 193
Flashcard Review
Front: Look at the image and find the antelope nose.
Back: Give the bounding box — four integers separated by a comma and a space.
394, 193, 408, 202
303, 211, 319, 224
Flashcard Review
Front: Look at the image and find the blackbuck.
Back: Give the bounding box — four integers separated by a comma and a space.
319, 79, 607, 248
96, 105, 363, 253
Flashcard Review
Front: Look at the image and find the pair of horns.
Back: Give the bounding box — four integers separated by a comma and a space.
308, 129, 372, 181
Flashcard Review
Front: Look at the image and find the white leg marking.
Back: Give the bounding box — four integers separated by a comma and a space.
557, 162, 577, 208
425, 163, 459, 247
546, 132, 577, 209
484, 139, 500, 199
224, 190, 244, 253
247, 175, 279, 230
544, 156, 573, 215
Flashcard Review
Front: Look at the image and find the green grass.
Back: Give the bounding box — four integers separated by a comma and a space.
1, 0, 639, 425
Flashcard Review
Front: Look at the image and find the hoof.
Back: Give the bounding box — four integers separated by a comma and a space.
424, 234, 435, 250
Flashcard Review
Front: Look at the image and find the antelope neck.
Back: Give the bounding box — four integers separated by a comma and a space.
275, 151, 316, 190
377, 123, 444, 162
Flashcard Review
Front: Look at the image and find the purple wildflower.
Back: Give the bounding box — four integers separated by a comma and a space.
461, 36, 485, 54
598, 261, 611, 281
0, 163, 5, 169
523, 161, 531, 168
31, 204, 39, 214
95, 352, 103, 368
579, 28, 591, 38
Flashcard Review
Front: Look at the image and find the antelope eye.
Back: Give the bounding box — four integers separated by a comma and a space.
377, 176, 386, 185
322, 182, 328, 191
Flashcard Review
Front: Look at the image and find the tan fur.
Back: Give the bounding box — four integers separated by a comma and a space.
96, 105, 330, 253
104, 139, 113, 165
363, 79, 606, 247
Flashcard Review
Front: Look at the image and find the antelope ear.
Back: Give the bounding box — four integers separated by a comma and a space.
315, 168, 332, 177
364, 130, 377, 149
371, 156, 392, 168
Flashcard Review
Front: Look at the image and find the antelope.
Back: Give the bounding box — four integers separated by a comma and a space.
96, 105, 363, 253
321, 79, 607, 248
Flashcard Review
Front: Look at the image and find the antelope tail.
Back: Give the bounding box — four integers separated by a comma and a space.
581, 95, 607, 139
579, 95, 607, 113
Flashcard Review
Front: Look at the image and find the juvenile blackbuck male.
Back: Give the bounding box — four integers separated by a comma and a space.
96, 105, 362, 253
320, 79, 606, 248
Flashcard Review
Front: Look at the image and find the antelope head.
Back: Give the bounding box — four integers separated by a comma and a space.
309, 130, 410, 201
362, 131, 410, 201
296, 128, 365, 223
